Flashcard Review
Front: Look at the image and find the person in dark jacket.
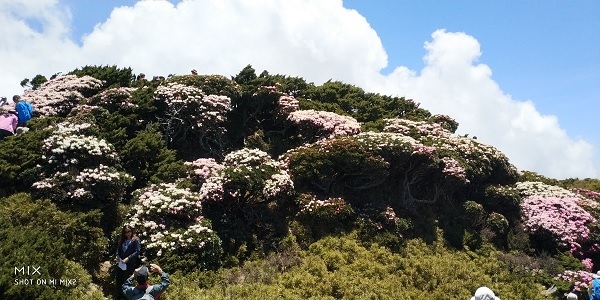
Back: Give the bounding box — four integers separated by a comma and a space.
115, 225, 142, 298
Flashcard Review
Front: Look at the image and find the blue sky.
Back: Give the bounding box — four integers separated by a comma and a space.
1, 0, 598, 179
343, 0, 600, 145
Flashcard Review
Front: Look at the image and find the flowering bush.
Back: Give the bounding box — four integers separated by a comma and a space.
383, 118, 453, 138
199, 148, 294, 204
154, 82, 232, 153
383, 118, 518, 185
287, 109, 361, 141
296, 193, 354, 218
185, 158, 224, 186
21, 74, 104, 116
521, 195, 594, 253
32, 121, 133, 212
555, 270, 594, 294
128, 183, 222, 271
87, 87, 138, 111
517, 181, 598, 210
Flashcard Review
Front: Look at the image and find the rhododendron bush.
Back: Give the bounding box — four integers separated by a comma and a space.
285, 131, 468, 206
154, 81, 232, 154
199, 148, 294, 204
31, 121, 134, 212
21, 74, 104, 117
383, 118, 519, 185
287, 109, 361, 141
127, 183, 222, 271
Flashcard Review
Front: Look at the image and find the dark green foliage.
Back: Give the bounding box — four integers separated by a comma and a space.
0, 127, 48, 197
303, 80, 431, 126
287, 138, 389, 197
20, 74, 48, 90
0, 194, 105, 300
482, 184, 521, 222
168, 74, 242, 99
0, 194, 108, 270
68, 65, 134, 89
120, 124, 186, 188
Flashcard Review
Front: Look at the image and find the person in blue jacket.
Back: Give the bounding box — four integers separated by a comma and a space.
122, 264, 170, 300
12, 95, 33, 126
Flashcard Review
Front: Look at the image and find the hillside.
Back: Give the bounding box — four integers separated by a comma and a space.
1, 65, 599, 299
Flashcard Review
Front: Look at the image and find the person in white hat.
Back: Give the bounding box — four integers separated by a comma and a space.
470, 286, 501, 300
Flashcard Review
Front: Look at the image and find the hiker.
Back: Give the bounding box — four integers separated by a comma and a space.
0, 110, 18, 140
191, 69, 198, 75
122, 264, 170, 300
589, 271, 600, 299
470, 286, 501, 300
116, 225, 142, 298
13, 95, 33, 126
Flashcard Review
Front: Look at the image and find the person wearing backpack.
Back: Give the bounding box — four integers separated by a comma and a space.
589, 271, 600, 300
122, 264, 170, 300
12, 95, 33, 126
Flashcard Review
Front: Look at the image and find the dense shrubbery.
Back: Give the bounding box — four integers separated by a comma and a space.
2, 65, 599, 299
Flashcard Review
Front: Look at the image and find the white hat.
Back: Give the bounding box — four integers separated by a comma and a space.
473, 286, 501, 300
566, 292, 578, 299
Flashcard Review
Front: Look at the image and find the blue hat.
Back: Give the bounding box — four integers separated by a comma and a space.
135, 266, 149, 284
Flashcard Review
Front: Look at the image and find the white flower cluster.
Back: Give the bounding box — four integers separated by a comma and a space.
223, 148, 279, 168
383, 118, 453, 138
516, 181, 597, 208
199, 148, 293, 202
155, 83, 205, 104
155, 82, 232, 131
144, 222, 214, 255
43, 133, 117, 165
263, 170, 294, 198
22, 75, 104, 116
128, 183, 219, 256
75, 164, 134, 185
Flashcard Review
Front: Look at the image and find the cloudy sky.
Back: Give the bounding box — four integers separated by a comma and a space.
0, 0, 598, 179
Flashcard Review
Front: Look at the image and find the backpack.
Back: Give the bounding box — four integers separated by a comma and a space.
132, 285, 154, 300
592, 278, 600, 300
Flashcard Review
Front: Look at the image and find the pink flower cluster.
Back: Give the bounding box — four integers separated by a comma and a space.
278, 95, 300, 115
516, 181, 597, 209
572, 188, 600, 202
441, 157, 469, 183
21, 75, 104, 116
185, 158, 224, 180
288, 109, 361, 140
382, 206, 401, 225
555, 270, 594, 293
521, 195, 595, 252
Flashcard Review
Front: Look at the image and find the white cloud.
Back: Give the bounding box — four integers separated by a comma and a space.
370, 29, 598, 179
0, 0, 596, 179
